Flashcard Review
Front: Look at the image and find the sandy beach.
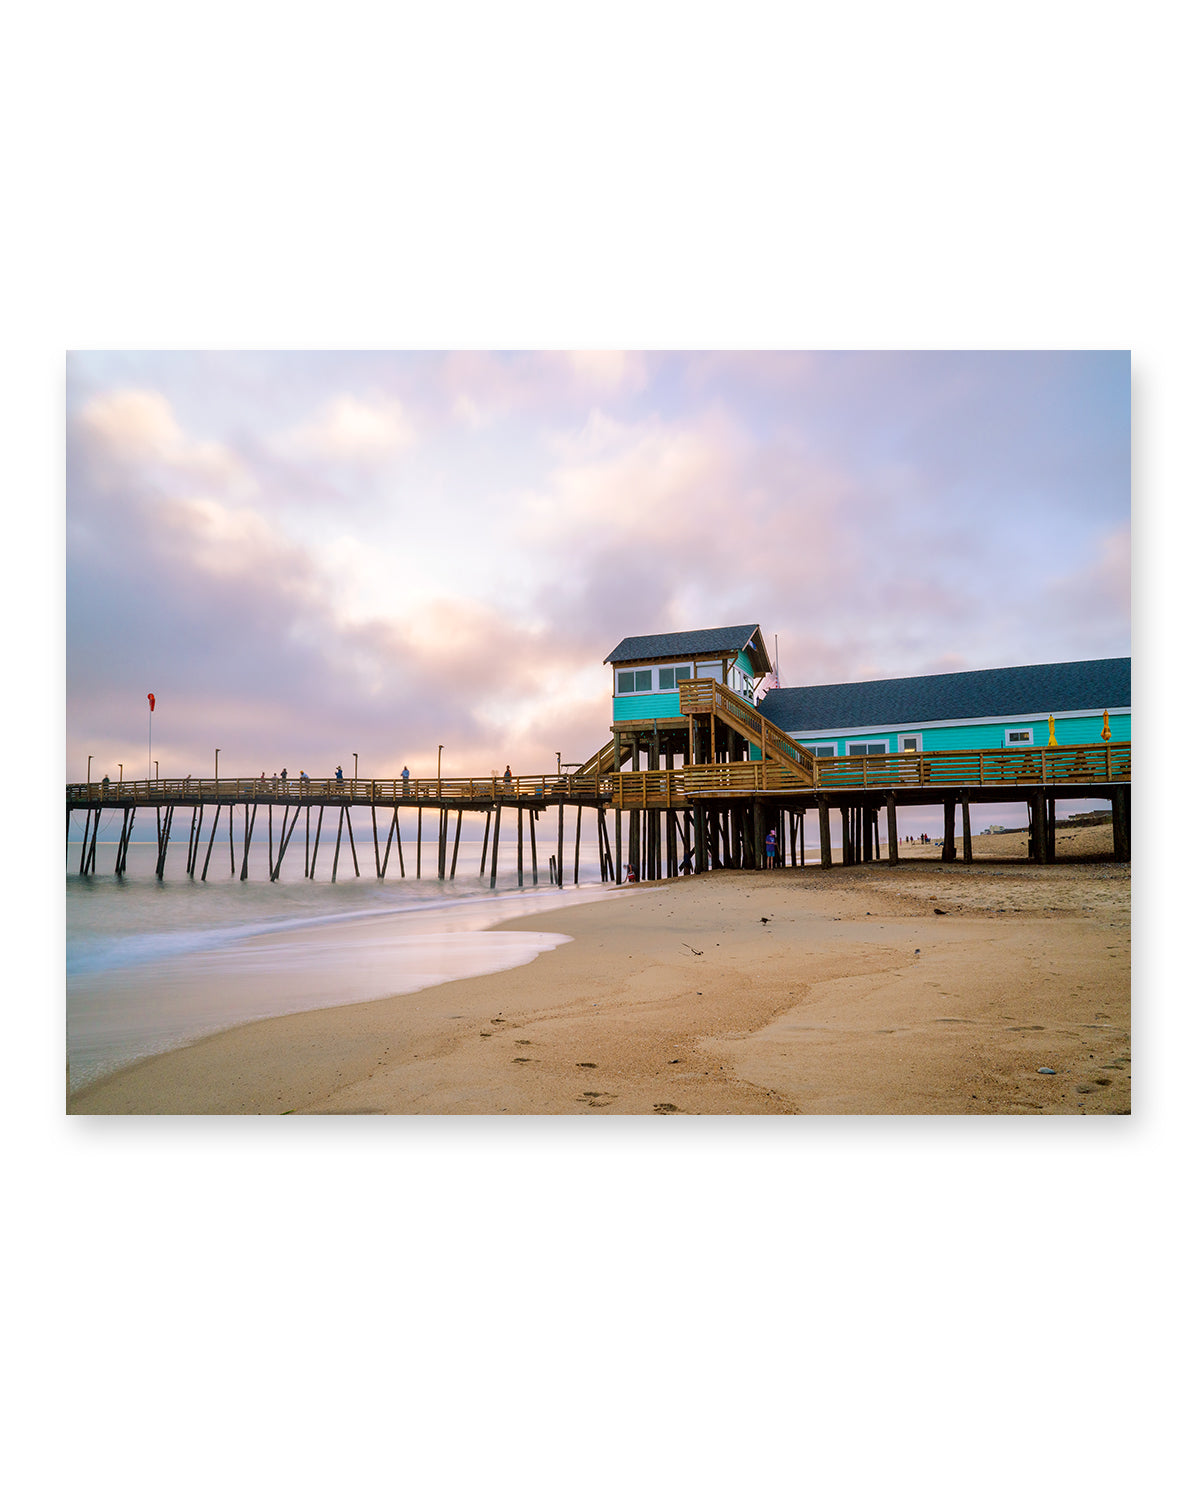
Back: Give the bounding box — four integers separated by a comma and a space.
68, 824, 1129, 1115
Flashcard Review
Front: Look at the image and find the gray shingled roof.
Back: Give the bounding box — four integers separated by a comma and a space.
605, 625, 767, 668
758, 658, 1131, 734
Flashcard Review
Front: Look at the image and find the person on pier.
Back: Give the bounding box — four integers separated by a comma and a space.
402, 766, 410, 794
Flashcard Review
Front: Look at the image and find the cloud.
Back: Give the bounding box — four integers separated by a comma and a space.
276, 393, 417, 463
79, 388, 253, 493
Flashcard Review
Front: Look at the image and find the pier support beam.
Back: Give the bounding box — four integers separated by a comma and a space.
450, 810, 463, 878
961, 795, 973, 864
887, 796, 899, 865
1030, 793, 1048, 864
941, 798, 957, 862
1112, 787, 1130, 861
489, 804, 503, 888
818, 799, 832, 869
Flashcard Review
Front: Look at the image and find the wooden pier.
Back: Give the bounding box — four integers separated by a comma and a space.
66, 739, 1131, 883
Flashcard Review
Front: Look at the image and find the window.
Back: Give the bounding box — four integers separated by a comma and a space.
695, 662, 722, 681
848, 741, 888, 756
900, 734, 922, 753
674, 664, 691, 681
616, 669, 653, 694
1006, 728, 1033, 745
809, 744, 837, 758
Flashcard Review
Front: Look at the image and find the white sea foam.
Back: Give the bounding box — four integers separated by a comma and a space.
66, 837, 621, 1090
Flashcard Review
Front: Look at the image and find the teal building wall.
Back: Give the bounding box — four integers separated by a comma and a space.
798, 711, 1130, 757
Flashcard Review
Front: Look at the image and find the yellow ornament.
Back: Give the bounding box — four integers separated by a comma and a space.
1047, 714, 1057, 747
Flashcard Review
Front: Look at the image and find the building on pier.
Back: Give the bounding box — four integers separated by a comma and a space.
604, 624, 775, 772
757, 656, 1131, 759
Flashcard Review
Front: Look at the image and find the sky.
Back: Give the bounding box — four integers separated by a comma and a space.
66, 350, 1130, 785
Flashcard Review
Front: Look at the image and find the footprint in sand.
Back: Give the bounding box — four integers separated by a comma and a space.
576, 1061, 597, 1068
578, 1091, 617, 1108
653, 1102, 680, 1114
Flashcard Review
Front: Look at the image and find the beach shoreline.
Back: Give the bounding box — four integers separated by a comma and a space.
68, 824, 1130, 1115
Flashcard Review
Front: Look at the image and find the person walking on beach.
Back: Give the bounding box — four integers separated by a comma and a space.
765, 827, 777, 868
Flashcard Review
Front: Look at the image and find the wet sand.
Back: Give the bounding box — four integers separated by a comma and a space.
68, 820, 1129, 1115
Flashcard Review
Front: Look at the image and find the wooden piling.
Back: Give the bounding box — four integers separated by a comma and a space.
529, 807, 538, 885
1112, 787, 1130, 861
517, 804, 524, 886
240, 803, 257, 881
941, 798, 957, 862
887, 796, 899, 865
156, 804, 174, 879
818, 799, 832, 869
480, 809, 492, 876
416, 807, 422, 879
228, 804, 235, 876
450, 810, 463, 878
202, 805, 220, 880
186, 806, 199, 876
371, 803, 381, 877
558, 800, 565, 889
489, 804, 502, 888
961, 795, 973, 863
310, 804, 325, 879
1030, 792, 1047, 864
332, 806, 344, 881
574, 805, 582, 884
271, 805, 302, 880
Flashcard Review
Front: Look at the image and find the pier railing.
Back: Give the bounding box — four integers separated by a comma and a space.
608, 741, 1131, 806
66, 742, 1130, 814
65, 772, 610, 807
809, 741, 1131, 790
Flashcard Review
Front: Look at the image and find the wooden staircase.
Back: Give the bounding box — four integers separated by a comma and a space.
678, 679, 816, 783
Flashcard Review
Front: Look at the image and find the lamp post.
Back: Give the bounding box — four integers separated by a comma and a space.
118, 763, 123, 782
215, 749, 221, 783
353, 753, 358, 780
437, 745, 443, 782
154, 760, 159, 780
87, 755, 93, 785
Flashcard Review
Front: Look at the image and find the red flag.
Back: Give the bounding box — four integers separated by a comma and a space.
148, 693, 156, 711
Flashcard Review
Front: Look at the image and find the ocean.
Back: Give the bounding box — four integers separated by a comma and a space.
65, 818, 619, 1092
